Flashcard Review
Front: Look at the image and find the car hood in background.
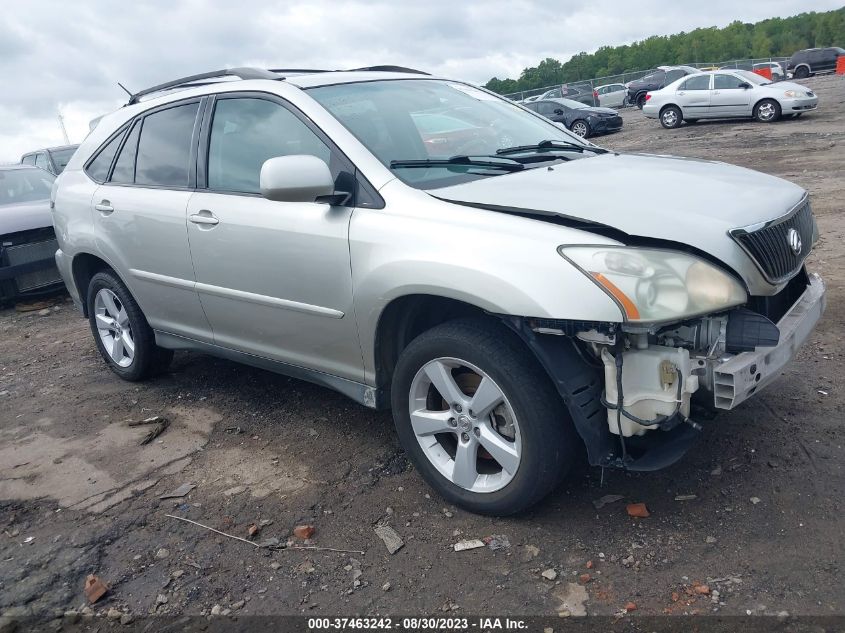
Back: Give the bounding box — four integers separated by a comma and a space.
0, 199, 54, 235
576, 106, 618, 116
433, 152, 807, 295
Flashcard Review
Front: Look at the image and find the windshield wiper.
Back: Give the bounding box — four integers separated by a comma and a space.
390, 155, 524, 172
496, 140, 609, 156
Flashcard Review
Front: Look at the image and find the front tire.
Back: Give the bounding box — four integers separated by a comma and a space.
570, 119, 591, 138
390, 319, 576, 515
660, 106, 682, 129
754, 99, 781, 123
87, 270, 173, 381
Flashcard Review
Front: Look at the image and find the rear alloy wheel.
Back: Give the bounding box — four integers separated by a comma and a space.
754, 99, 781, 123
570, 120, 591, 138
391, 319, 575, 515
87, 270, 173, 381
660, 106, 682, 129
793, 66, 810, 79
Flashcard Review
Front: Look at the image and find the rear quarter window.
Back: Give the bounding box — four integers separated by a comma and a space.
134, 103, 199, 188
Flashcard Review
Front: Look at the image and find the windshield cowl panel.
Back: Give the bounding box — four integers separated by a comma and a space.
307, 79, 592, 190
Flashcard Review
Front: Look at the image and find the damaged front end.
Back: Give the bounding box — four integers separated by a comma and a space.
505, 266, 825, 472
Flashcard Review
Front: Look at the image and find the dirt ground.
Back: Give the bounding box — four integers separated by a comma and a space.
1, 74, 843, 622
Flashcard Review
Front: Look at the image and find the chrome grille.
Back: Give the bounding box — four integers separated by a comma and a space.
730, 197, 816, 284
5, 239, 61, 291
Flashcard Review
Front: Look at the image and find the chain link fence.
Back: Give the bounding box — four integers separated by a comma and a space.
502, 57, 791, 103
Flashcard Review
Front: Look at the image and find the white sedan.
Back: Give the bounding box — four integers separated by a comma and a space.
642, 70, 818, 128
594, 83, 628, 107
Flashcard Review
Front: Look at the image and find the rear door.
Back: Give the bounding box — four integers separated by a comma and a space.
90, 99, 212, 342
185, 93, 364, 381
675, 74, 712, 116
709, 73, 752, 117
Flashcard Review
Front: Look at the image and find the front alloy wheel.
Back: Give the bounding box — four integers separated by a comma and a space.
754, 99, 781, 123
409, 358, 521, 493
570, 120, 590, 138
391, 318, 576, 515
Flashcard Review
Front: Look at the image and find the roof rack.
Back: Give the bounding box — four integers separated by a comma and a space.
349, 65, 430, 75
126, 65, 431, 104
127, 67, 280, 104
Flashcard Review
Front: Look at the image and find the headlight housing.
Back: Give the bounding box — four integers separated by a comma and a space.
783, 90, 803, 97
558, 246, 747, 323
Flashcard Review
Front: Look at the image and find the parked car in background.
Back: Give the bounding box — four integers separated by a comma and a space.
753, 62, 785, 81
536, 84, 598, 106
786, 47, 845, 78
412, 111, 498, 156
626, 65, 699, 108
524, 97, 623, 137
20, 144, 79, 175
594, 83, 628, 107
0, 165, 64, 304
643, 70, 818, 128
52, 66, 824, 515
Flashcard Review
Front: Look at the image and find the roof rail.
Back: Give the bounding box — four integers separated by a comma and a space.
268, 68, 331, 74
127, 67, 280, 104
349, 65, 430, 75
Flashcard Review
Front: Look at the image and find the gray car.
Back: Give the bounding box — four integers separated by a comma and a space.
644, 70, 819, 128
52, 67, 825, 515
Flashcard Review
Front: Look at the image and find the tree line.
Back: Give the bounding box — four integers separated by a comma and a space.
485, 8, 845, 94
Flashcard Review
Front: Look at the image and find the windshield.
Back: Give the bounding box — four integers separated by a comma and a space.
308, 79, 587, 189
49, 147, 77, 174
736, 70, 769, 85
0, 169, 55, 205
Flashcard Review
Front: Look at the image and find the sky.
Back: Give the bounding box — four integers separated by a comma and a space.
1, 0, 841, 162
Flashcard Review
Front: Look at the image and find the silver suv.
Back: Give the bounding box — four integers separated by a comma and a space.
52, 67, 826, 515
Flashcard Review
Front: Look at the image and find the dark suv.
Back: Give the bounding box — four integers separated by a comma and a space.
787, 47, 845, 78
626, 66, 699, 108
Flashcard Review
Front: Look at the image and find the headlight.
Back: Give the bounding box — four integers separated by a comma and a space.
558, 246, 747, 323
783, 90, 802, 97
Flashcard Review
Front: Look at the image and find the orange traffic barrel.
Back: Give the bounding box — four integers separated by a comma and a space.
837, 56, 845, 75
753, 66, 772, 80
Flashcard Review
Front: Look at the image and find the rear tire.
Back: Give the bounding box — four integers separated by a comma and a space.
636, 94, 647, 109
754, 99, 781, 123
660, 106, 682, 129
87, 270, 173, 381
390, 318, 576, 515
793, 66, 810, 79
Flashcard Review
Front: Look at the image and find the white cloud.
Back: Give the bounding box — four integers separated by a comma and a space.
0, 0, 840, 161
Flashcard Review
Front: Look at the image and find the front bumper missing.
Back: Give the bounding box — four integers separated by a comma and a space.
712, 272, 825, 409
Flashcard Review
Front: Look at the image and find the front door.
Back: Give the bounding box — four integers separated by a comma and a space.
709, 74, 753, 117
186, 94, 364, 382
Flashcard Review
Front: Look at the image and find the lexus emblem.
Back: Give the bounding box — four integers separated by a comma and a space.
787, 228, 802, 255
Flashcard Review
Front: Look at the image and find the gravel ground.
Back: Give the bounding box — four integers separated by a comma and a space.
1, 74, 843, 621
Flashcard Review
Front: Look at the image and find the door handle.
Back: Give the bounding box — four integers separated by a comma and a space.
95, 201, 114, 214
189, 211, 219, 226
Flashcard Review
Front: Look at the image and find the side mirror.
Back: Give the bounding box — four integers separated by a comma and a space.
260, 155, 335, 203
554, 108, 564, 115
739, 82, 751, 89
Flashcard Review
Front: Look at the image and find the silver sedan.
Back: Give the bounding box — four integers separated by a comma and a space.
643, 70, 818, 128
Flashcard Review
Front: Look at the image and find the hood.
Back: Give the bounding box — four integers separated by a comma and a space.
434, 152, 807, 295
578, 106, 618, 116
765, 81, 812, 93
0, 199, 53, 236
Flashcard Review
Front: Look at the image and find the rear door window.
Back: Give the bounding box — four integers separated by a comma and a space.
680, 75, 711, 90
135, 102, 199, 188
21, 155, 36, 166
34, 153, 50, 171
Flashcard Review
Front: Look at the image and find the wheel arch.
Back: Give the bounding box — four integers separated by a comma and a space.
70, 252, 121, 317
373, 294, 491, 398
